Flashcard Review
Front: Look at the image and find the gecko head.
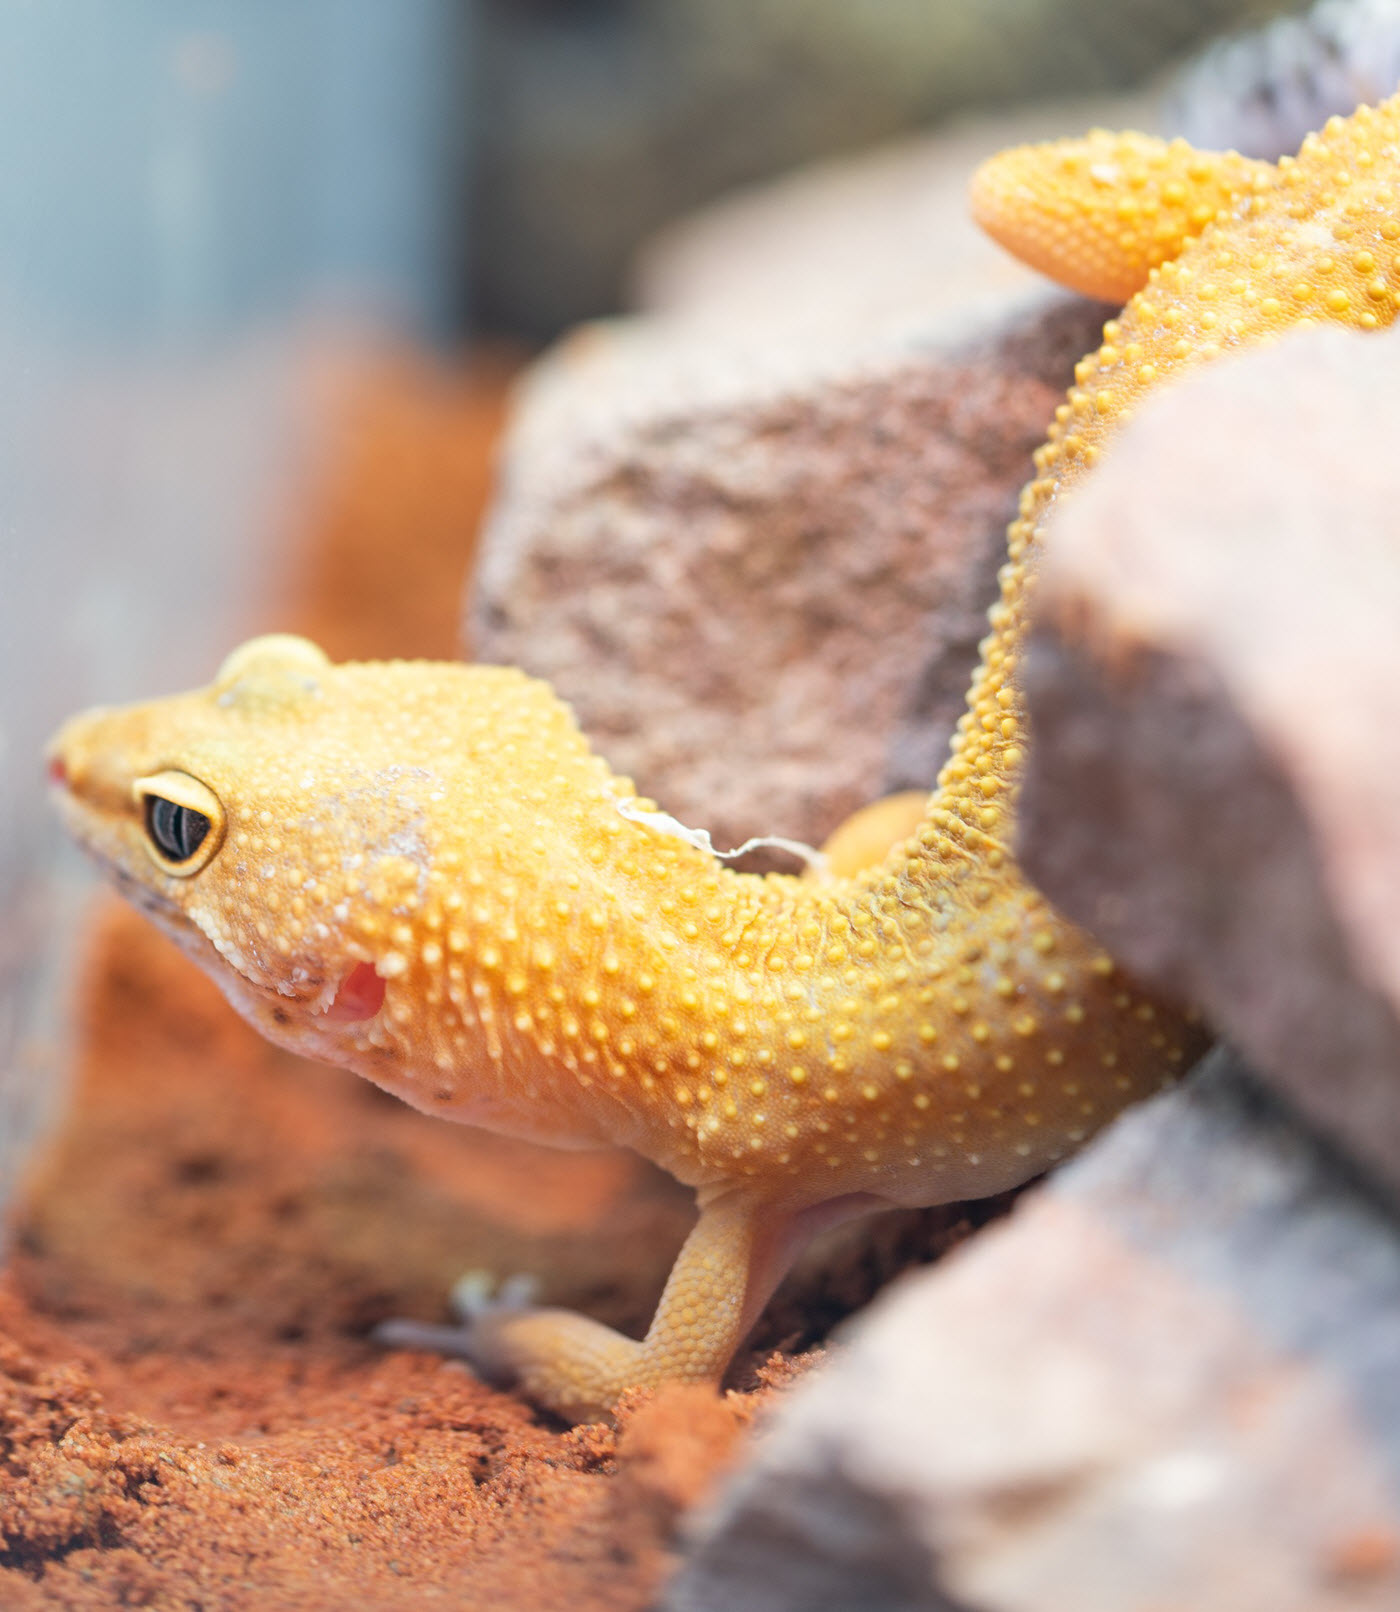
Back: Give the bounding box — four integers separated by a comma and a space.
47, 633, 602, 1083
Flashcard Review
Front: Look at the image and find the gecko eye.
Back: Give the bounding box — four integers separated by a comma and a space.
133, 771, 225, 875
147, 796, 208, 861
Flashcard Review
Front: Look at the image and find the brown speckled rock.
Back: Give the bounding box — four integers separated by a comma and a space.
473, 295, 1108, 857
667, 1051, 1400, 1612
469, 105, 1133, 853
1019, 326, 1400, 1204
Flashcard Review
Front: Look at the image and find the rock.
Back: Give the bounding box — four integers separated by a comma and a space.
472, 0, 1296, 337
473, 294, 1106, 857
1018, 326, 1400, 1203
470, 103, 1140, 853
633, 99, 1151, 327
667, 1050, 1400, 1612
1167, 0, 1400, 161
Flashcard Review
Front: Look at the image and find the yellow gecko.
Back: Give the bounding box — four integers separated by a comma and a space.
51, 93, 1400, 1423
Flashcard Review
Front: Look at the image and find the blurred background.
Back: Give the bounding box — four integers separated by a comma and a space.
0, 0, 1352, 1203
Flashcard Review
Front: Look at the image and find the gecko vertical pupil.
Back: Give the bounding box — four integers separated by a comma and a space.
145, 795, 211, 864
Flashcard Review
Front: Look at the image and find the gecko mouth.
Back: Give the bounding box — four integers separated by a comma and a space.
321, 961, 387, 1023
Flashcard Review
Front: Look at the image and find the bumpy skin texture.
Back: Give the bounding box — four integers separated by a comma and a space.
53, 95, 1400, 1421
52, 636, 1192, 1420
971, 130, 1275, 303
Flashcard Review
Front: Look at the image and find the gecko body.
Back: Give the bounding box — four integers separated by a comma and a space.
52, 93, 1400, 1421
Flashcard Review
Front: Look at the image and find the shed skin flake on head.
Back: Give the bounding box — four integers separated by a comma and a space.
53, 93, 1400, 1422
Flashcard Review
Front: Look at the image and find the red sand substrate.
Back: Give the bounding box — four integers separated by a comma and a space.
1, 346, 1002, 1610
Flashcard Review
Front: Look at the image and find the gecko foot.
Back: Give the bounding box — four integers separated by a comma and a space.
375, 1267, 661, 1419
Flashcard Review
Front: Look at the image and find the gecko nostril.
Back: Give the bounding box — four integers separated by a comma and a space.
47, 756, 68, 788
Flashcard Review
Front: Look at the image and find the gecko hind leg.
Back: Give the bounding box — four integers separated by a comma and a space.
809, 790, 928, 880
375, 1187, 886, 1423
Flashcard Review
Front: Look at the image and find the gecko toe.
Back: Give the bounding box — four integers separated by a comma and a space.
373, 1271, 544, 1369
450, 1269, 540, 1322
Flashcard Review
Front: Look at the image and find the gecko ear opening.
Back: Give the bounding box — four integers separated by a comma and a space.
133, 770, 226, 875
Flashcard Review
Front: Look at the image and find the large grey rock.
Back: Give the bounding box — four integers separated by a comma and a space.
1168, 0, 1400, 160
668, 1051, 1400, 1612
470, 101, 1139, 853
1019, 326, 1400, 1203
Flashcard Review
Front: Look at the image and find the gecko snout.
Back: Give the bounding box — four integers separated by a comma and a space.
45, 710, 123, 812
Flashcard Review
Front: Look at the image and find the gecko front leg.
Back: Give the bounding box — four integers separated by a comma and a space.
387, 1187, 884, 1423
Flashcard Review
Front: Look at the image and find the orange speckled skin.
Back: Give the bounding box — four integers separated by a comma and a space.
54, 634, 1185, 1215
971, 129, 1275, 303
52, 95, 1400, 1419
